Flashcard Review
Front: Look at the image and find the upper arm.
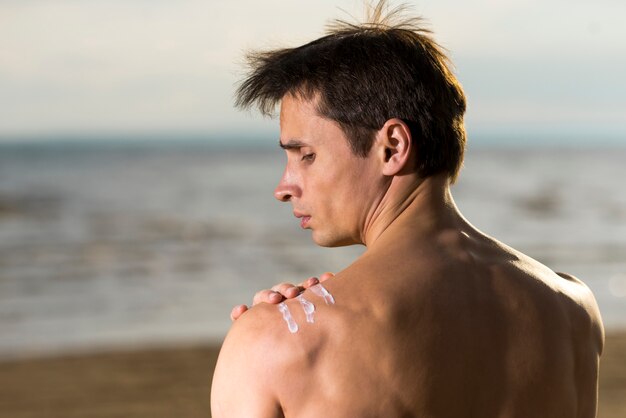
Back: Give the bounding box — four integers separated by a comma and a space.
211, 308, 284, 418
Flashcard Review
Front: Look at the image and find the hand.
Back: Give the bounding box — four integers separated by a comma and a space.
230, 272, 335, 321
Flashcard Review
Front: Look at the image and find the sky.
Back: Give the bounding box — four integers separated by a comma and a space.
1, 0, 625, 144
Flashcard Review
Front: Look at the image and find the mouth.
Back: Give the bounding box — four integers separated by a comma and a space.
294, 212, 311, 229
300, 216, 311, 229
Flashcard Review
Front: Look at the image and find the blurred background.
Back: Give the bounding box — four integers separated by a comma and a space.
1, 1, 625, 417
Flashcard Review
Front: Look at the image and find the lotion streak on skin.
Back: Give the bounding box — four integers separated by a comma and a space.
310, 284, 335, 305
278, 302, 298, 334
277, 285, 335, 334
297, 295, 315, 323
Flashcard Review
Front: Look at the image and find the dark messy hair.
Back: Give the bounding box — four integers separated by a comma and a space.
235, 1, 467, 182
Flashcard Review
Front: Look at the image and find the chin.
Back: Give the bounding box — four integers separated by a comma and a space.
311, 230, 358, 248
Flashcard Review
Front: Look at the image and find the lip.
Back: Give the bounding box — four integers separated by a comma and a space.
293, 211, 311, 229
300, 216, 311, 229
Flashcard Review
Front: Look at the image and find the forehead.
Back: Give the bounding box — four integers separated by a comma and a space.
279, 93, 317, 123
279, 94, 348, 150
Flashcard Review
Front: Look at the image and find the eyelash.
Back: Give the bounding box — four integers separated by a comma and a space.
301, 153, 315, 162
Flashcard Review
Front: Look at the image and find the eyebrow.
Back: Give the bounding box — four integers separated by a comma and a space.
278, 139, 310, 150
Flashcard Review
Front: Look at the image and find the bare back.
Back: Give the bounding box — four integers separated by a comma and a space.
262, 230, 604, 418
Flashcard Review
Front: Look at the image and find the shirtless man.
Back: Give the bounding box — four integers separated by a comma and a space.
211, 3, 604, 417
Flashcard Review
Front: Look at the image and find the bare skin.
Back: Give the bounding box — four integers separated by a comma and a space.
230, 273, 334, 321
211, 94, 604, 418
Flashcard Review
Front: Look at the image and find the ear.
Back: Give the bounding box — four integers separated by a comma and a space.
377, 118, 413, 176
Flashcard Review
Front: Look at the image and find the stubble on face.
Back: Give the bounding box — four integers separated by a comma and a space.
278, 94, 384, 248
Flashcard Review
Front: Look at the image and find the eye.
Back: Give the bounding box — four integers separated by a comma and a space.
301, 153, 315, 162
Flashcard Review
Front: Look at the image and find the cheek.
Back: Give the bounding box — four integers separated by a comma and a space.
346, 163, 379, 192
308, 157, 378, 217
329, 168, 374, 212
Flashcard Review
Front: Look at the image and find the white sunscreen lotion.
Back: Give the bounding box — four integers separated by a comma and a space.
297, 295, 315, 323
277, 284, 335, 334
310, 283, 335, 305
278, 302, 298, 334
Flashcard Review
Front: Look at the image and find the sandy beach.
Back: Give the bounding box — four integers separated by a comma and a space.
0, 332, 624, 418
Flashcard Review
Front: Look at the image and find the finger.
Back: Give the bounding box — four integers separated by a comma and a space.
301, 276, 320, 289
230, 305, 248, 321
271, 282, 300, 299
319, 272, 335, 282
252, 289, 283, 306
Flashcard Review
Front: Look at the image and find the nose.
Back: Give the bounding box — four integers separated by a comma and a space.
274, 167, 301, 202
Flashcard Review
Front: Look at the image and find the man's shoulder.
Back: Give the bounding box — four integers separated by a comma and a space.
211, 303, 294, 417
553, 271, 602, 319
223, 301, 293, 356
220, 299, 315, 368
517, 265, 605, 357
554, 271, 605, 354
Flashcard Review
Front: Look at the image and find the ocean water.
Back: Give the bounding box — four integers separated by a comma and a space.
0, 141, 625, 359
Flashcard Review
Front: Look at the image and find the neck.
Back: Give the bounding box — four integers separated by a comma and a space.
361, 173, 466, 250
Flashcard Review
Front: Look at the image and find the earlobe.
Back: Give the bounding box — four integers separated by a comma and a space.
380, 119, 412, 176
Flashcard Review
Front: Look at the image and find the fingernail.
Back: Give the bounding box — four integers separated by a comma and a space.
270, 292, 282, 301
